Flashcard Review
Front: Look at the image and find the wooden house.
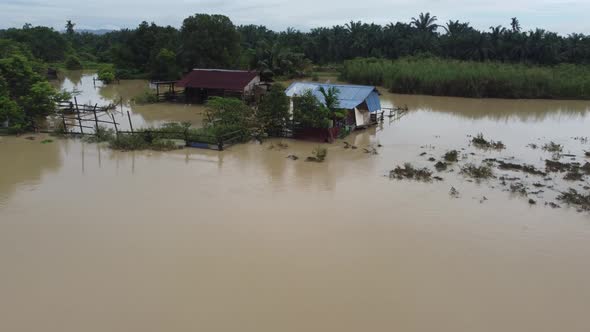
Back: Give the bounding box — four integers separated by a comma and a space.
177, 69, 260, 103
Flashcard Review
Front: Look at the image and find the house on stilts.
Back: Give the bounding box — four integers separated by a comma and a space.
284, 82, 382, 142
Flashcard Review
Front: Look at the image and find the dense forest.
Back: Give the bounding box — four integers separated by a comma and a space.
2, 13, 590, 80
2, 13, 590, 130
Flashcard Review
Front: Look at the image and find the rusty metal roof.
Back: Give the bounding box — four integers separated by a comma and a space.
177, 69, 259, 91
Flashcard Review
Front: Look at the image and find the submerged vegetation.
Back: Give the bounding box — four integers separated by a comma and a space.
389, 163, 433, 181
558, 189, 590, 211
306, 146, 328, 162
461, 163, 494, 180
340, 57, 590, 99
471, 134, 505, 149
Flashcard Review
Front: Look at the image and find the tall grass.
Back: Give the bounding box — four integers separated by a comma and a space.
340, 57, 590, 99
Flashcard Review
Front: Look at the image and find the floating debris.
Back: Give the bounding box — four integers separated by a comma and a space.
546, 202, 561, 209
286, 155, 299, 161
389, 163, 433, 182
419, 152, 427, 156
527, 143, 538, 149
25, 136, 35, 141
428, 157, 436, 162
40, 139, 53, 144
343, 142, 351, 149
528, 199, 537, 205
433, 176, 444, 181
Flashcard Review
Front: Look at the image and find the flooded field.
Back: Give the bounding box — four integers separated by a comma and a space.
1, 72, 590, 332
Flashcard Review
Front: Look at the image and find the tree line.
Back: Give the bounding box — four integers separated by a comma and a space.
2, 13, 590, 81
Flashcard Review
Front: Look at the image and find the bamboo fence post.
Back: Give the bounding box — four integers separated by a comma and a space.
92, 103, 99, 133
74, 97, 83, 135
110, 113, 119, 138
127, 111, 134, 133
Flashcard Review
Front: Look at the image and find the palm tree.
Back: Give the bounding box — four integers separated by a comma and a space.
411, 12, 439, 33
510, 17, 521, 33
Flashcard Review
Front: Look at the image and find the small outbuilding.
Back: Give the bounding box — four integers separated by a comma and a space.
285, 82, 382, 128
177, 69, 261, 103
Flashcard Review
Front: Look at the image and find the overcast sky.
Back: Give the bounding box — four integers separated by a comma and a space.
1, 0, 589, 35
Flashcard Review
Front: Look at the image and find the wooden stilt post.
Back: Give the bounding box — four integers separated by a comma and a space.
74, 97, 83, 135
127, 111, 134, 133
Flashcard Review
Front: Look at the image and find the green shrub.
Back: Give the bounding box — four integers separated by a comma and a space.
108, 134, 148, 150
64, 55, 83, 70
133, 90, 159, 104
97, 65, 115, 83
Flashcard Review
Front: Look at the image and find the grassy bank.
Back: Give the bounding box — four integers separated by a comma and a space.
340, 57, 590, 99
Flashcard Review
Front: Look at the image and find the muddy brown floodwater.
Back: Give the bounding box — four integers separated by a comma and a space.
1, 71, 590, 332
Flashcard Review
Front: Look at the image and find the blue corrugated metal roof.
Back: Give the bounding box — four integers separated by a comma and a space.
285, 82, 382, 113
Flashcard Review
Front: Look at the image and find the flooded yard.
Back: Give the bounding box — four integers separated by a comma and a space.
1, 72, 590, 332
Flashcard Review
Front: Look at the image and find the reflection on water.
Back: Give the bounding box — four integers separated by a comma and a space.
381, 91, 590, 122
53, 70, 206, 131
2, 75, 590, 332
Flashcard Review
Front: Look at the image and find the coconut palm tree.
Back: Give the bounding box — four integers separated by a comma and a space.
411, 12, 439, 33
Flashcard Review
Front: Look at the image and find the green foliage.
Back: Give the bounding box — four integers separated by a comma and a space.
0, 94, 24, 128
150, 48, 179, 80
133, 89, 159, 104
0, 43, 60, 128
292, 91, 331, 129
64, 54, 83, 70
204, 97, 254, 139
0, 25, 69, 62
97, 64, 115, 83
256, 83, 290, 133
341, 57, 590, 99
108, 133, 149, 150
180, 14, 240, 70
20, 81, 58, 118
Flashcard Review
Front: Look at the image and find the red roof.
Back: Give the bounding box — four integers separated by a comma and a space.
177, 69, 259, 91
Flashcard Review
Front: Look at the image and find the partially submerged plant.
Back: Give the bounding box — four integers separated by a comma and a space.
434, 161, 448, 171
461, 163, 494, 179
557, 189, 590, 211
443, 150, 459, 162
471, 133, 505, 150
449, 186, 460, 198
389, 163, 433, 182
306, 146, 328, 162
542, 141, 563, 153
